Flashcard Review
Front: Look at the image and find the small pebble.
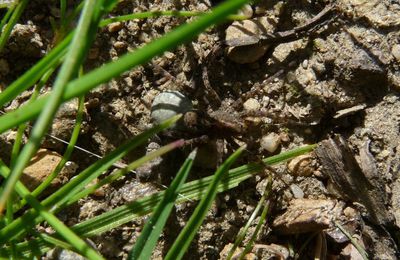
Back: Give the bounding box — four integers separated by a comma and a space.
341, 243, 365, 259
107, 22, 124, 33
151, 91, 192, 127
302, 59, 309, 69
260, 133, 281, 153
379, 149, 391, 158
237, 4, 253, 18
87, 178, 106, 197
287, 154, 315, 177
254, 6, 266, 15
226, 45, 268, 64
164, 51, 175, 60
343, 207, 358, 219
113, 41, 127, 50
225, 17, 274, 64
49, 249, 86, 260
243, 98, 260, 112
10, 24, 44, 57
391, 44, 400, 62
273, 199, 343, 234
220, 243, 256, 260
290, 184, 304, 199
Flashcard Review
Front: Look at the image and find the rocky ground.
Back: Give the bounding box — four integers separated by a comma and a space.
1, 0, 400, 259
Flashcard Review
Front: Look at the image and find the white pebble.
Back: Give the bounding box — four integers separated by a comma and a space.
243, 98, 260, 112
260, 133, 281, 153
290, 184, 304, 199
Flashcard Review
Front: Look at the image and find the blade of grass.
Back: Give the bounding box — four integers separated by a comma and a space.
11, 68, 71, 211
72, 144, 316, 237
227, 175, 272, 260
0, 0, 250, 133
60, 0, 67, 28
0, 145, 315, 257
0, 1, 115, 108
238, 177, 273, 260
334, 221, 368, 260
30, 96, 85, 199
100, 10, 248, 27
0, 161, 104, 259
0, 0, 28, 53
165, 146, 245, 260
9, 68, 55, 168
128, 149, 197, 260
0, 0, 102, 213
0, 4, 15, 32
239, 200, 270, 260
0, 1, 239, 109
68, 139, 185, 203
4, 63, 56, 241
0, 33, 70, 108
0, 115, 181, 244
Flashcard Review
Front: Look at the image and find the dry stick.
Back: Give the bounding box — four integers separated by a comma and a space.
263, 4, 336, 43
228, 4, 337, 108
226, 4, 337, 47
200, 44, 224, 106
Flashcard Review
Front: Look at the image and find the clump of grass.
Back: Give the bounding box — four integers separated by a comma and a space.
0, 0, 316, 259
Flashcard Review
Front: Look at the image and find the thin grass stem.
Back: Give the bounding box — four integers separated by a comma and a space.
0, 0, 28, 53
0, 0, 101, 213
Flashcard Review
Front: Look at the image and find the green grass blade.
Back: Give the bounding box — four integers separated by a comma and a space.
3, 63, 49, 251
30, 95, 85, 199
0, 1, 241, 109
60, 0, 67, 28
99, 11, 248, 27
239, 201, 270, 260
334, 221, 368, 260
100, 10, 206, 26
0, 0, 102, 213
0, 0, 28, 53
227, 175, 272, 260
70, 145, 316, 237
0, 34, 70, 108
0, 145, 315, 257
165, 146, 245, 260
10, 67, 55, 169
129, 149, 197, 260
30, 205, 105, 260
0, 4, 15, 32
0, 161, 104, 259
68, 139, 185, 203
0, 0, 250, 133
0, 115, 181, 244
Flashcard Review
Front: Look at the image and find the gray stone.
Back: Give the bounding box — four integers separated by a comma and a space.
151, 91, 192, 127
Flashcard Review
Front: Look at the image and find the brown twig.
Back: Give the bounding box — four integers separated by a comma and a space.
226, 4, 337, 47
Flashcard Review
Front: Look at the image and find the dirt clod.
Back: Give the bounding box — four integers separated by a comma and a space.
21, 149, 78, 191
